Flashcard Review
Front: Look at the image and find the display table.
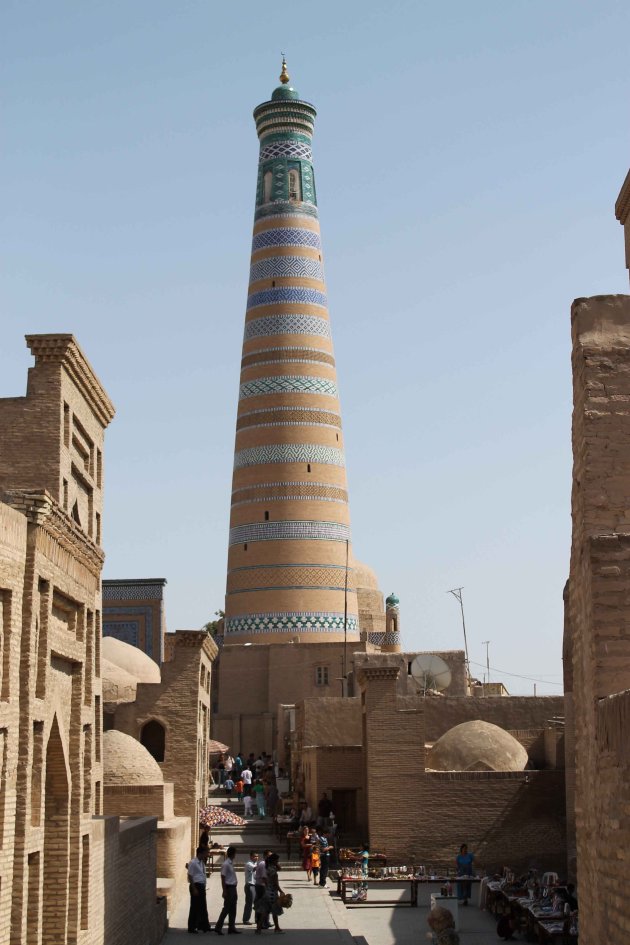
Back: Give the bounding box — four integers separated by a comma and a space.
431, 894, 459, 930
339, 876, 420, 907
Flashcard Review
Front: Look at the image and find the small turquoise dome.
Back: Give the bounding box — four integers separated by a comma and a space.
271, 84, 300, 101
386, 592, 400, 608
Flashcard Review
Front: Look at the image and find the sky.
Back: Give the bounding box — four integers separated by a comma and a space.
2, 1, 628, 694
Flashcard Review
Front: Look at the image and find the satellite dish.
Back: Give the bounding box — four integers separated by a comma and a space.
410, 654, 452, 693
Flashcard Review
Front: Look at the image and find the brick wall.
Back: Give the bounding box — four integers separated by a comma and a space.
99, 815, 166, 945
357, 657, 567, 874
213, 641, 375, 754
110, 630, 215, 854
567, 292, 630, 944
0, 503, 26, 944
423, 695, 564, 743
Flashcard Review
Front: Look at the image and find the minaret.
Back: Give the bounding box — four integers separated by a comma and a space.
224, 60, 359, 644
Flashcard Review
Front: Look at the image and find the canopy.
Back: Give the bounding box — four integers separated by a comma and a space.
199, 805, 246, 828
208, 739, 230, 754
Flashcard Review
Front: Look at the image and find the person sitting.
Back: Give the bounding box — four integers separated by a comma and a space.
427, 905, 460, 945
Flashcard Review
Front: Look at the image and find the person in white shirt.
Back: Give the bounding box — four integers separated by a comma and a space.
187, 847, 211, 933
255, 850, 271, 930
242, 767, 253, 815
215, 846, 239, 935
242, 851, 258, 925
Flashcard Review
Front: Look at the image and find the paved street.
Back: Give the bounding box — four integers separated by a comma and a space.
161, 868, 498, 944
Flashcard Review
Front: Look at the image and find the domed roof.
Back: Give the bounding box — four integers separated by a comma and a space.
103, 730, 164, 785
386, 591, 400, 608
102, 636, 161, 684
352, 560, 380, 590
102, 657, 138, 706
427, 721, 528, 772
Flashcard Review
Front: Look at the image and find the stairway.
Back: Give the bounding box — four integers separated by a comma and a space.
204, 789, 303, 871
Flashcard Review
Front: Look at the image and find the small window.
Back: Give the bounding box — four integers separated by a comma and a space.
315, 666, 329, 687
263, 171, 273, 203
244, 543, 248, 551
264, 511, 269, 521
288, 169, 301, 201
307, 464, 311, 473
272, 280, 275, 287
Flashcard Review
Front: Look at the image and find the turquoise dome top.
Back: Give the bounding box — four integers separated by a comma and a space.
386, 592, 400, 608
271, 84, 300, 101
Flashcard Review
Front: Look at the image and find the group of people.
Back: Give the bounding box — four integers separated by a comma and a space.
186, 845, 288, 935
298, 824, 334, 888
216, 751, 281, 820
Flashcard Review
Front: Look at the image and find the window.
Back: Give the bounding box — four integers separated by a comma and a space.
264, 511, 269, 521
288, 169, 301, 201
307, 464, 311, 473
315, 666, 329, 687
263, 171, 273, 203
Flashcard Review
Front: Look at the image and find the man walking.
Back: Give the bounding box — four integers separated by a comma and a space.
215, 846, 240, 935
187, 847, 211, 933
242, 851, 258, 925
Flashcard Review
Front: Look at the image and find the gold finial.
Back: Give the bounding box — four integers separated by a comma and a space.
279, 54, 290, 85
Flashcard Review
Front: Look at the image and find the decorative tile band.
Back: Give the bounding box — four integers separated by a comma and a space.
241, 354, 334, 371
249, 255, 324, 283
227, 564, 356, 593
259, 141, 313, 162
242, 347, 334, 369
231, 482, 348, 505
247, 287, 327, 311
252, 228, 321, 252
255, 202, 318, 221
236, 406, 341, 430
229, 520, 351, 546
366, 631, 401, 647
239, 375, 338, 399
244, 314, 331, 340
233, 443, 345, 470
225, 611, 359, 635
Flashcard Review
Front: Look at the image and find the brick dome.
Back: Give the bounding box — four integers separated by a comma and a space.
427, 720, 528, 772
102, 636, 161, 683
352, 560, 380, 590
102, 657, 138, 706
103, 730, 164, 785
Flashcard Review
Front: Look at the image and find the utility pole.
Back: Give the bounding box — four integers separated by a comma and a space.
482, 640, 490, 684
447, 587, 471, 687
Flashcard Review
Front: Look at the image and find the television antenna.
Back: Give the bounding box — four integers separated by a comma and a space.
410, 654, 452, 694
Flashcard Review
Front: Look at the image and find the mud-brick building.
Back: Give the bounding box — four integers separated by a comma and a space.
565, 290, 630, 943
0, 335, 166, 945
290, 651, 566, 871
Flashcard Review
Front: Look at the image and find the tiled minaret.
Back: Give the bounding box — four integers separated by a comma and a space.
224, 61, 359, 644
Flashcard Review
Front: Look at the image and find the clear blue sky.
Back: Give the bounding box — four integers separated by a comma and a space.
2, 1, 628, 694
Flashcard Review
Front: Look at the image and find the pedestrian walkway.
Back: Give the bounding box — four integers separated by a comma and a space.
161, 870, 355, 943
161, 868, 498, 944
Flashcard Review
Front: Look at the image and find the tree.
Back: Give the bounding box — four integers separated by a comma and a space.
202, 610, 224, 637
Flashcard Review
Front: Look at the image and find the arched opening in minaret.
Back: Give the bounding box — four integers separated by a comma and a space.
288, 169, 301, 201
263, 171, 272, 203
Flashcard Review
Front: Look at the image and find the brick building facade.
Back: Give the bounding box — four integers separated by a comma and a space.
566, 291, 630, 942
0, 335, 165, 945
